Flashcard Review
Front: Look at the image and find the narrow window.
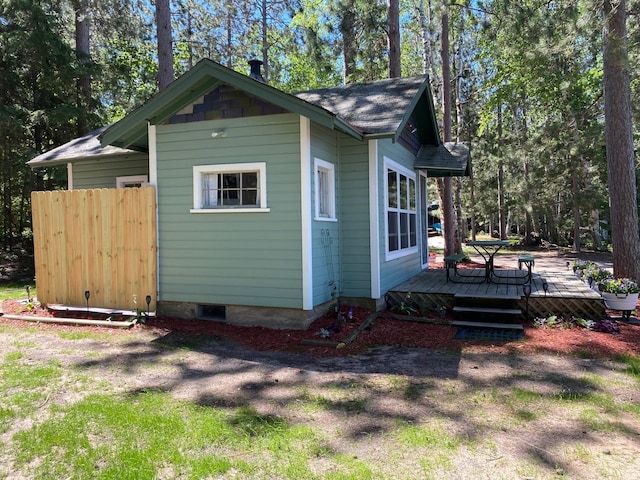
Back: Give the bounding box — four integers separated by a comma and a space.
314, 158, 336, 221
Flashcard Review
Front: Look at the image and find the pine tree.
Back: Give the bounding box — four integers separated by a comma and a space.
156, 0, 174, 90
603, 0, 640, 281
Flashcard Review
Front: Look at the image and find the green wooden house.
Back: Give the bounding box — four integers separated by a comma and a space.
28, 59, 469, 329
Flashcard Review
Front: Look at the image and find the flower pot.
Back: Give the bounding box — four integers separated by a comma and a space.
602, 292, 639, 311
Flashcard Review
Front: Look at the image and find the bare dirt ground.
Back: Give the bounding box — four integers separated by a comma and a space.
1, 314, 639, 479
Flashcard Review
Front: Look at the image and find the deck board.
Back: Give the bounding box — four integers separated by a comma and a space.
387, 269, 606, 320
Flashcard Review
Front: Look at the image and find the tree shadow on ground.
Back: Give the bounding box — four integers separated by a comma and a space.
64, 328, 640, 478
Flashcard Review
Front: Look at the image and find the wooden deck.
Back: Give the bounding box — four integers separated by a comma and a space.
387, 269, 606, 321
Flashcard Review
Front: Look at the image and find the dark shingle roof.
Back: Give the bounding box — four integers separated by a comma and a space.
30, 61, 442, 167
295, 76, 428, 136
415, 143, 470, 177
28, 126, 142, 167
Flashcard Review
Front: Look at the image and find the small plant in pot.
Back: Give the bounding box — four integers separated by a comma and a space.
571, 260, 595, 278
599, 277, 639, 294
585, 265, 612, 290
598, 277, 640, 311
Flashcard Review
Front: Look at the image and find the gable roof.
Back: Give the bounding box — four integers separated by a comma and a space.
100, 59, 441, 151
27, 126, 145, 167
295, 76, 440, 145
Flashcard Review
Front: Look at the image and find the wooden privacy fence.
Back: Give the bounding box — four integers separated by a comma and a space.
31, 187, 157, 311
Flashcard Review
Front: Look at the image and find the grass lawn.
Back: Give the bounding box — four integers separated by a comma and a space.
0, 281, 35, 302
0, 317, 639, 479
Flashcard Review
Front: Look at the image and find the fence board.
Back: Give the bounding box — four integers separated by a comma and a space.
31, 187, 157, 311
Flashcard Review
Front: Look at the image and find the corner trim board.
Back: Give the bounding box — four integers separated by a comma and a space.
67, 163, 73, 190
147, 123, 160, 300
300, 116, 313, 310
148, 124, 158, 186
369, 139, 381, 299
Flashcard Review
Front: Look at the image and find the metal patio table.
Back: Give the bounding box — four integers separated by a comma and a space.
466, 240, 511, 283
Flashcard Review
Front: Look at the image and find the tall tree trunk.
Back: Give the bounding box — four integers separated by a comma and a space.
261, 0, 269, 81
417, 0, 441, 99
468, 156, 477, 241
497, 108, 506, 240
603, 0, 640, 281
455, 178, 465, 242
387, 0, 401, 78
590, 203, 603, 249
454, 23, 465, 246
521, 105, 533, 245
225, 1, 233, 68
571, 155, 581, 251
584, 157, 603, 249
417, 0, 429, 74
569, 109, 585, 252
156, 0, 174, 90
186, 10, 193, 69
74, 0, 91, 136
339, 0, 357, 83
439, 7, 456, 256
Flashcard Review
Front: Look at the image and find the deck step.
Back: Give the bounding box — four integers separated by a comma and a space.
452, 320, 524, 330
454, 293, 521, 300
452, 306, 522, 316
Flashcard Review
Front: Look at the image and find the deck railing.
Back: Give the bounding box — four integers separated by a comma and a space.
31, 187, 157, 311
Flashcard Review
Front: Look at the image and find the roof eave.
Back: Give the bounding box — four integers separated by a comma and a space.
424, 167, 469, 177
28, 151, 148, 169
362, 131, 395, 140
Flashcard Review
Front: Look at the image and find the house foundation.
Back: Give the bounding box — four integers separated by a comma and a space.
157, 296, 387, 330
158, 299, 337, 330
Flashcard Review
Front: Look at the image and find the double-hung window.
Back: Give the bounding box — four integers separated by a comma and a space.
314, 158, 336, 221
191, 162, 269, 213
385, 158, 417, 259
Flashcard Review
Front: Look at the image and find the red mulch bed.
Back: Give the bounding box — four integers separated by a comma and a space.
2, 299, 639, 358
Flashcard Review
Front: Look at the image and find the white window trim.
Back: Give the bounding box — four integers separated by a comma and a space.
314, 157, 337, 222
117, 175, 149, 188
384, 156, 419, 261
190, 162, 270, 213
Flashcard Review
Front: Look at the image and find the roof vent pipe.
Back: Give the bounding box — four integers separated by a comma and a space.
248, 59, 266, 83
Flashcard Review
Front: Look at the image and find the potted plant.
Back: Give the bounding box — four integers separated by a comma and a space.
598, 277, 640, 311
585, 264, 612, 289
571, 260, 596, 280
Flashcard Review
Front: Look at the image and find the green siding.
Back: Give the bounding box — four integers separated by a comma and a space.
156, 113, 304, 309
310, 124, 340, 306
338, 137, 372, 297
378, 139, 422, 293
72, 155, 149, 189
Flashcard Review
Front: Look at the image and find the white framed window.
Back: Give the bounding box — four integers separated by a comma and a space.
117, 175, 148, 188
314, 158, 336, 221
191, 162, 269, 213
384, 157, 418, 260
